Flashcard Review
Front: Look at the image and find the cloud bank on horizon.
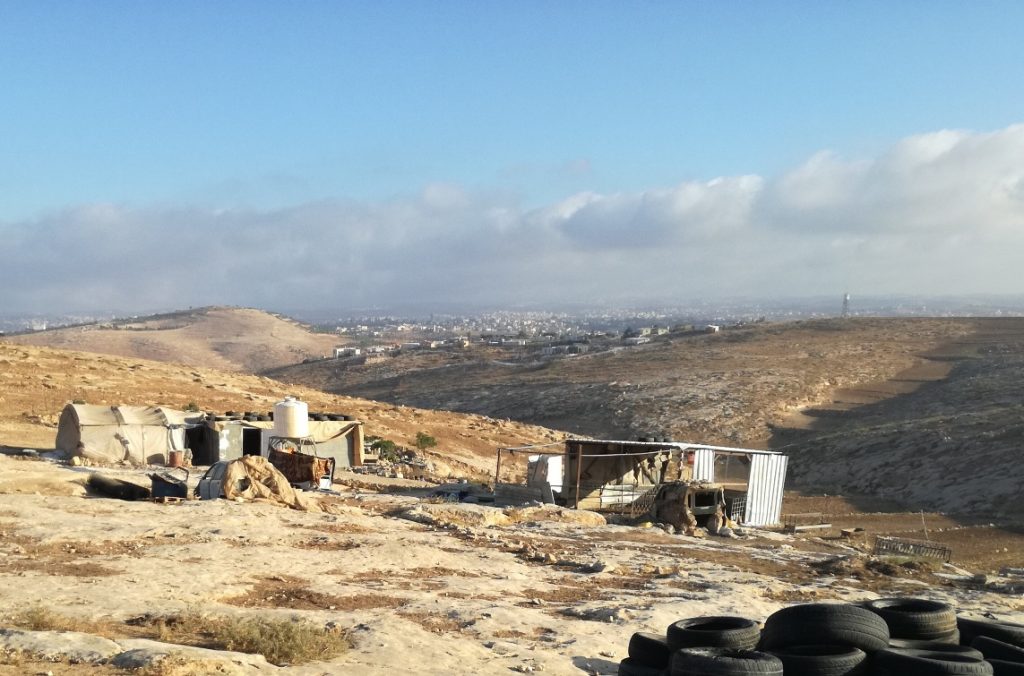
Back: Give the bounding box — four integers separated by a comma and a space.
5, 123, 1024, 313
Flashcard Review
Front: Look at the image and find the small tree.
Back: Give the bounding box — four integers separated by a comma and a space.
370, 438, 401, 463
414, 431, 437, 453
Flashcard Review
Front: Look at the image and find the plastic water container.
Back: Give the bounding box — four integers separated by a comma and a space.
273, 396, 309, 438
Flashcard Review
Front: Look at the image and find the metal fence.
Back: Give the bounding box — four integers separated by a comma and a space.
873, 536, 952, 562
571, 482, 660, 517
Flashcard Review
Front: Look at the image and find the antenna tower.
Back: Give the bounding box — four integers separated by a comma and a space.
841, 293, 851, 318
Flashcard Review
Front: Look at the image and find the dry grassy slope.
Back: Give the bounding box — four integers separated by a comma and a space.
780, 318, 1024, 517
0, 342, 564, 477
6, 307, 340, 373
278, 318, 976, 447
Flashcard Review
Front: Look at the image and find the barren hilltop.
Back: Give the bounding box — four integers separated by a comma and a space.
0, 341, 561, 478
6, 307, 340, 373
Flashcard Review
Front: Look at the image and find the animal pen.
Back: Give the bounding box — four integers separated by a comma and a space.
494, 438, 788, 527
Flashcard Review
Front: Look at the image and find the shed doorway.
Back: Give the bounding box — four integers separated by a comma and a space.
242, 428, 263, 456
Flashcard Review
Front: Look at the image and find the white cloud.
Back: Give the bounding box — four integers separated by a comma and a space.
3, 124, 1024, 312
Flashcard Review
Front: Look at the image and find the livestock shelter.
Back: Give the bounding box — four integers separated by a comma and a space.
56, 404, 204, 465
495, 438, 788, 527
192, 418, 365, 476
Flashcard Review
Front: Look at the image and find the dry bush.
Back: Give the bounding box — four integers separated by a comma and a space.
8, 605, 95, 633
156, 611, 350, 666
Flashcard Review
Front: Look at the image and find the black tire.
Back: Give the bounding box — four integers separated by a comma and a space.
667, 616, 760, 651
959, 617, 1024, 648
973, 636, 1024, 663
866, 598, 957, 640
890, 629, 961, 647
670, 648, 783, 676
990, 660, 1024, 675
887, 644, 985, 660
628, 632, 671, 668
618, 657, 665, 676
759, 603, 890, 653
874, 648, 992, 675
766, 644, 867, 675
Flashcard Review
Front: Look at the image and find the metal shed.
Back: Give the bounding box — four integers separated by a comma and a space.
495, 438, 788, 527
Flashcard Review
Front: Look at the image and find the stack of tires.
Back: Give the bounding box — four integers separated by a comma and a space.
618, 600, 1024, 675
620, 615, 776, 676
959, 616, 1024, 675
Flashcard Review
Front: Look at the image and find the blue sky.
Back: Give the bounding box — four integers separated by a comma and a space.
2, 2, 1024, 311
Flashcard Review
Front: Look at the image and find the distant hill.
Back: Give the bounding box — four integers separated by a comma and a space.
271, 318, 977, 446
0, 341, 563, 478
268, 316, 1024, 515
778, 317, 1024, 517
6, 307, 340, 373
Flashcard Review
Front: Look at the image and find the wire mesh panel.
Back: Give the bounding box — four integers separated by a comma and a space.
873, 536, 952, 562
726, 495, 747, 522
573, 482, 659, 516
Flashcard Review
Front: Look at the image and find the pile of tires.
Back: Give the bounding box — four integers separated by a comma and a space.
617, 599, 1024, 675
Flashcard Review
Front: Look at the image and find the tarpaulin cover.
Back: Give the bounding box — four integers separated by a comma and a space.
56, 404, 204, 465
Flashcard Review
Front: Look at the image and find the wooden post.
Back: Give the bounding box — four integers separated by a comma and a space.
574, 443, 583, 510
494, 448, 503, 485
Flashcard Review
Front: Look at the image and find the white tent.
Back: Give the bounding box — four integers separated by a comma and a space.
56, 404, 203, 465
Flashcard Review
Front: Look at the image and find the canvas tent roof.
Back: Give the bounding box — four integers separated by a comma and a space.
68, 404, 202, 427
57, 404, 204, 465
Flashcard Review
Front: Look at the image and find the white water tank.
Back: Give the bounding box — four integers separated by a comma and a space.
273, 396, 309, 438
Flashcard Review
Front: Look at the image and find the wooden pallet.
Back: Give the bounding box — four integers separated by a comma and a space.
152, 496, 184, 504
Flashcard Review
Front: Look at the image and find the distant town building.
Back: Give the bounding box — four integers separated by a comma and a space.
333, 347, 361, 358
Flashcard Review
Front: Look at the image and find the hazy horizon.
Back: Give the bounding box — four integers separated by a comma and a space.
3, 4, 1023, 313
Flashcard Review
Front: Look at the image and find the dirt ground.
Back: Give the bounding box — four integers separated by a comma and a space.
1, 456, 1022, 675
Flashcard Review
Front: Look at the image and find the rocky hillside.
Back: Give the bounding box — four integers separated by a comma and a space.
6, 306, 340, 373
272, 318, 976, 447
779, 318, 1024, 517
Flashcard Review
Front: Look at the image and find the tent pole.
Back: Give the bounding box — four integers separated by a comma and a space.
574, 443, 583, 510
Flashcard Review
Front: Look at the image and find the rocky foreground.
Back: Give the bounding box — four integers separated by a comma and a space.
1, 456, 1021, 674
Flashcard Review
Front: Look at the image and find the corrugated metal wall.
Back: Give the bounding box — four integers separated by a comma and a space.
744, 454, 788, 526
693, 448, 716, 482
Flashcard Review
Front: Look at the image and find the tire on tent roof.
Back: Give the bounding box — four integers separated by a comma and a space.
864, 598, 957, 641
